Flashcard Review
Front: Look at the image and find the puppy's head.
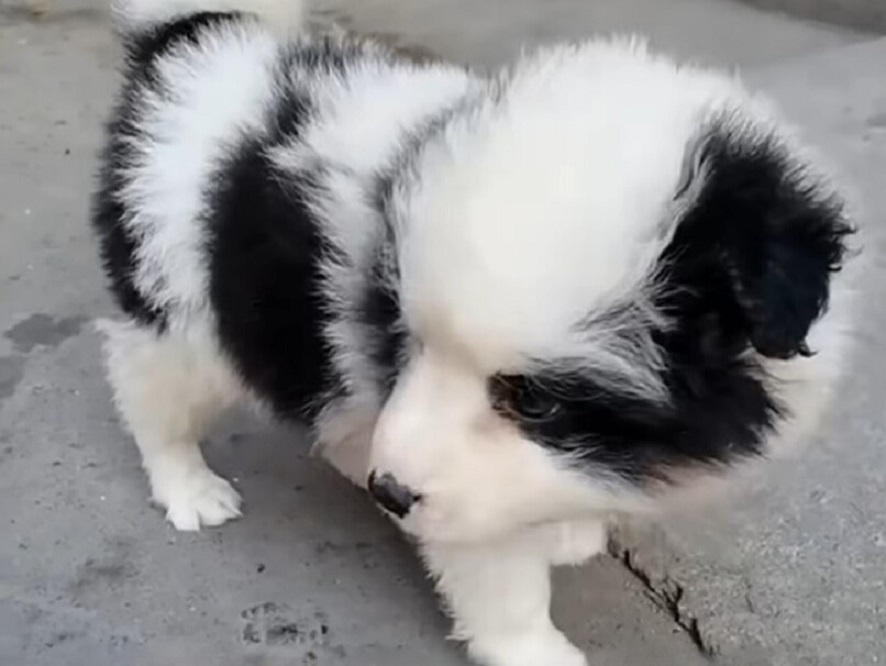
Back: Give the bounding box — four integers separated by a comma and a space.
368, 40, 854, 544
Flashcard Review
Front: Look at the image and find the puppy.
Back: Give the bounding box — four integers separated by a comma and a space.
92, 0, 855, 663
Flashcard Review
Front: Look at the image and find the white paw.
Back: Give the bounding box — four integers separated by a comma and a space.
547, 520, 607, 566
468, 627, 588, 666
153, 467, 242, 531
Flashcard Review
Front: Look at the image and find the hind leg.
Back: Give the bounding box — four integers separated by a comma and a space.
101, 320, 243, 531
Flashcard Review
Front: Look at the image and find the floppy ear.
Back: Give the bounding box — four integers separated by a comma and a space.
664, 117, 855, 360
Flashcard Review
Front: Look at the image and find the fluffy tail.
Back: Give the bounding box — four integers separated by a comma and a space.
110, 0, 304, 37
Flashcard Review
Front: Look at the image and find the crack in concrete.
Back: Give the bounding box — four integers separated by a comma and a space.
609, 542, 717, 659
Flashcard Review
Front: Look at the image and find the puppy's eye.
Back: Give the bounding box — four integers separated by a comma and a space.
514, 390, 560, 420
490, 376, 561, 421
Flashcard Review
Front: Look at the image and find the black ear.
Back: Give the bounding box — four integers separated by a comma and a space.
664, 118, 855, 360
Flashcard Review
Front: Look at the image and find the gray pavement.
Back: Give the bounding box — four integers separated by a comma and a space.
311, 0, 863, 68
0, 1, 883, 665
737, 0, 886, 33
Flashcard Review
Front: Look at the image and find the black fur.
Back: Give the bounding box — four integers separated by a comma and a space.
358, 236, 407, 398
202, 36, 410, 418
92, 22, 391, 419
674, 119, 854, 360
490, 119, 852, 483
93, 151, 167, 328
127, 12, 245, 70
207, 142, 335, 420
492, 347, 781, 484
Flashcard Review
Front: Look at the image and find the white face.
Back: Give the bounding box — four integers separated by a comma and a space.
365, 41, 850, 545
369, 348, 631, 544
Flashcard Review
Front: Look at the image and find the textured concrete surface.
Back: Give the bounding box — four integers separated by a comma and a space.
737, 0, 886, 33
0, 1, 882, 665
311, 0, 863, 68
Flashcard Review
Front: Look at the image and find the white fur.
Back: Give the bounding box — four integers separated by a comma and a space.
370, 40, 745, 540
364, 42, 852, 663
100, 319, 244, 530
422, 522, 607, 666
118, 25, 280, 324
371, 38, 850, 540
370, 348, 643, 545
273, 59, 480, 408
279, 62, 478, 177
393, 41, 744, 377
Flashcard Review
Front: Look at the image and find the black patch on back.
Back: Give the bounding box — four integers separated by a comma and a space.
205, 83, 336, 419
205, 34, 407, 414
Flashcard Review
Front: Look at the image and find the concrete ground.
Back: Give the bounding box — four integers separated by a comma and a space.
0, 1, 883, 665
738, 0, 886, 33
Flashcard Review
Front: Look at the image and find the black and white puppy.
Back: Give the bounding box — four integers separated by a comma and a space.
93, 0, 855, 663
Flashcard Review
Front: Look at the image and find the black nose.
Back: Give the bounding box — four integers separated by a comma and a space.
367, 471, 419, 518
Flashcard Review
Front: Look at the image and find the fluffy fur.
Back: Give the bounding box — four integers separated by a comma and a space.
91, 0, 855, 663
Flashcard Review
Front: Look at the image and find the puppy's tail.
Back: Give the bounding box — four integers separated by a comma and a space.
110, 0, 304, 38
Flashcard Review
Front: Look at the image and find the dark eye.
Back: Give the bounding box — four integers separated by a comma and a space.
515, 389, 560, 420
490, 375, 561, 421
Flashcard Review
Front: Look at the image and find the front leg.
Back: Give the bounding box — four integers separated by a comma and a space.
539, 518, 608, 567
421, 533, 588, 666
313, 405, 378, 488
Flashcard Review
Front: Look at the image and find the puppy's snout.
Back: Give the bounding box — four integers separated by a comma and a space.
367, 471, 420, 518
